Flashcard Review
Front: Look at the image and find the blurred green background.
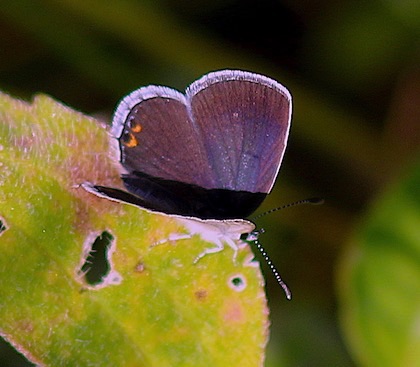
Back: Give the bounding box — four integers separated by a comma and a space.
0, 0, 419, 366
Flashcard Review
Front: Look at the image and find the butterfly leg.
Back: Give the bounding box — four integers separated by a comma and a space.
193, 239, 225, 264
223, 237, 240, 264
150, 233, 193, 248
193, 237, 240, 264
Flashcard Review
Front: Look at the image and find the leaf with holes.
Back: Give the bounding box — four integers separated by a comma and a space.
338, 157, 420, 367
0, 92, 269, 366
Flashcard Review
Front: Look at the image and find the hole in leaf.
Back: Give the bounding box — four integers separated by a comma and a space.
231, 277, 243, 287
228, 274, 247, 292
80, 231, 114, 286
0, 217, 7, 236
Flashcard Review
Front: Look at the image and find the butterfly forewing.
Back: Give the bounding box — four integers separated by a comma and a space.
188, 71, 291, 193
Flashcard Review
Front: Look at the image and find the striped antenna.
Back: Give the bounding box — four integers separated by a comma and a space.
245, 197, 324, 300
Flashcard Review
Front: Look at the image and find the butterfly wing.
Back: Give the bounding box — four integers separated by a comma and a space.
112, 86, 216, 188
187, 70, 291, 193
112, 70, 291, 194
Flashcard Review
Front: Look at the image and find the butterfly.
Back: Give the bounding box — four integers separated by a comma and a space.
83, 69, 292, 298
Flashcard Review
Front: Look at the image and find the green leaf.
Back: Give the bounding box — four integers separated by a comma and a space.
0, 92, 269, 366
338, 157, 420, 367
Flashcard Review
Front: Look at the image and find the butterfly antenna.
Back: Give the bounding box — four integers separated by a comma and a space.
246, 197, 324, 299
243, 229, 292, 300
251, 197, 324, 221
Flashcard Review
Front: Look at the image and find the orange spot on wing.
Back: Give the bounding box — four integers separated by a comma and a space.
131, 123, 142, 133
123, 132, 138, 147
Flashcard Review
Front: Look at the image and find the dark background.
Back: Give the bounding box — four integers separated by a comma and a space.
1, 1, 419, 366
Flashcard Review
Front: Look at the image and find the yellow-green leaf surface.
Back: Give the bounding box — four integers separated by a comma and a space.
0, 92, 268, 366
338, 158, 420, 367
